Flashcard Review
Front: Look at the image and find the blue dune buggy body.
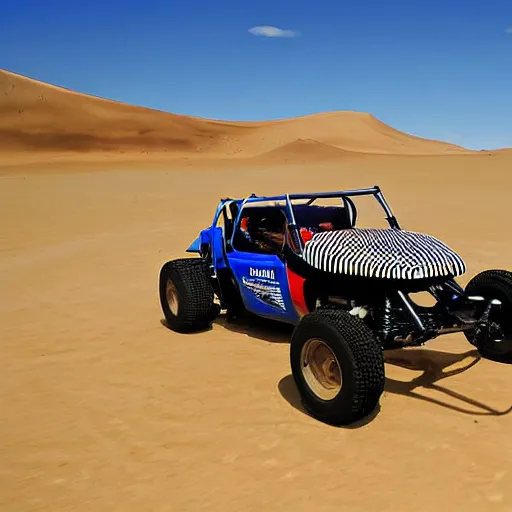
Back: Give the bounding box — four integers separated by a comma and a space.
185, 201, 300, 325
184, 186, 406, 326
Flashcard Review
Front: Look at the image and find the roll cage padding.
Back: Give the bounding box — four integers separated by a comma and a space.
342, 196, 358, 226
222, 201, 241, 241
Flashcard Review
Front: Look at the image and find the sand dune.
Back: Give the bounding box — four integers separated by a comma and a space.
0, 70, 222, 154
253, 138, 361, 164
1, 69, 469, 160
234, 110, 468, 157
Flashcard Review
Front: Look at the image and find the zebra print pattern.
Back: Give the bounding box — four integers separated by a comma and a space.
301, 228, 466, 280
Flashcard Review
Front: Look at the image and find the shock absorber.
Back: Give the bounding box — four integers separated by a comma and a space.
380, 297, 393, 344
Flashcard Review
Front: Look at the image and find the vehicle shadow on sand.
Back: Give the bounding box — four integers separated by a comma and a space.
382, 348, 512, 417
213, 312, 293, 343
279, 348, 512, 428
216, 314, 512, 427
161, 311, 293, 341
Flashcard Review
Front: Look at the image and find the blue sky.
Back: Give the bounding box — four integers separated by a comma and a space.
1, 0, 512, 149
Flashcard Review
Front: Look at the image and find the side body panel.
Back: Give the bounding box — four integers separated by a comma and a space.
226, 251, 303, 324
185, 198, 336, 324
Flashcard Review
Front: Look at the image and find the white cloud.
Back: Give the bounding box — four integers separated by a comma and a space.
248, 25, 299, 38
506, 27, 512, 34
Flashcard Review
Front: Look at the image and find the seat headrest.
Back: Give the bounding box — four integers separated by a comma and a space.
293, 205, 353, 230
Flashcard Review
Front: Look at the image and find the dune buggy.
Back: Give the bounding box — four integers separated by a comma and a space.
159, 186, 512, 425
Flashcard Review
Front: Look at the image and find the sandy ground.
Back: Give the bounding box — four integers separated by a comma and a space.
1, 154, 512, 512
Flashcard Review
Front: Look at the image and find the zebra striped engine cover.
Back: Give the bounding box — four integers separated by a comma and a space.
301, 228, 466, 280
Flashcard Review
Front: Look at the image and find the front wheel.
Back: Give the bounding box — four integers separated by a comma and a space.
464, 269, 512, 363
159, 258, 219, 333
290, 307, 385, 426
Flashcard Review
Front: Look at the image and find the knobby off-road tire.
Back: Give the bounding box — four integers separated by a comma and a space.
159, 258, 219, 333
290, 307, 385, 426
464, 269, 512, 363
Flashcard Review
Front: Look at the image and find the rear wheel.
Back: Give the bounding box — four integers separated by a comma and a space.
464, 269, 512, 362
290, 307, 385, 426
159, 258, 219, 333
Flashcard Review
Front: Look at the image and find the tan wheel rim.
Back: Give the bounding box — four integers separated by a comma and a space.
166, 279, 179, 316
300, 338, 342, 400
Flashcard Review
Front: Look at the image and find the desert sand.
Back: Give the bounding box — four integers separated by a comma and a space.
1, 69, 512, 511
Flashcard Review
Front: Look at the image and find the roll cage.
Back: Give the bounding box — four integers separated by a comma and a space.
216, 185, 401, 255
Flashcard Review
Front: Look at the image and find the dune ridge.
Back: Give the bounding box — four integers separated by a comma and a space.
1, 69, 473, 161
